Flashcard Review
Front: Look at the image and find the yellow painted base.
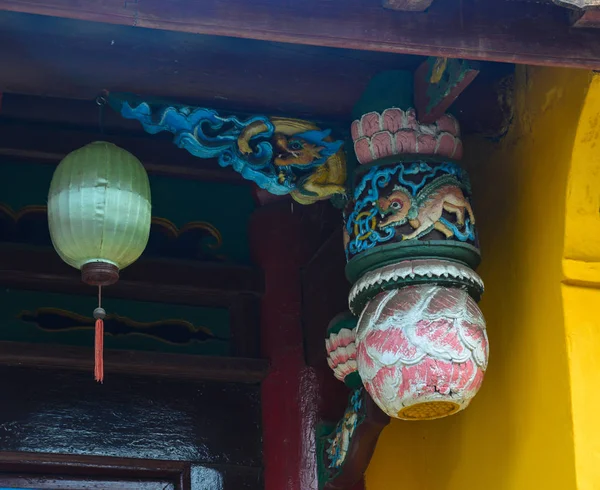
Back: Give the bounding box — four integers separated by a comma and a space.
398, 401, 460, 420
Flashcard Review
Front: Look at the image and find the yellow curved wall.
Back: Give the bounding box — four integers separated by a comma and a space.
366, 66, 596, 490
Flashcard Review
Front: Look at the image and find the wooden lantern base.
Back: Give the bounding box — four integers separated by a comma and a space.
81, 262, 119, 287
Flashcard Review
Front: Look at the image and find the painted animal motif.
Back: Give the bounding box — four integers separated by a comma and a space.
237, 117, 346, 204
326, 405, 359, 468
377, 176, 475, 240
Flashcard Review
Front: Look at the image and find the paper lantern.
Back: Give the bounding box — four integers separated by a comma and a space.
48, 141, 151, 381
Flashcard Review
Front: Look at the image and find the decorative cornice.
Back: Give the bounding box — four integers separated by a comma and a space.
349, 259, 484, 314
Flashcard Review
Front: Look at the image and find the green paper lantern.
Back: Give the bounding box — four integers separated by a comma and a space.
48, 141, 152, 284
47, 141, 151, 382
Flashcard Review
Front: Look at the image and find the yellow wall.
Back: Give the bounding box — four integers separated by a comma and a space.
366, 66, 596, 490
562, 74, 600, 490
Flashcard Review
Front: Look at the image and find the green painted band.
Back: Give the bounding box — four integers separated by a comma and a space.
345, 240, 481, 284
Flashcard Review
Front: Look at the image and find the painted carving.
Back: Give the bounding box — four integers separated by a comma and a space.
107, 94, 347, 204
345, 161, 478, 270
348, 259, 484, 315
19, 307, 225, 345
377, 175, 475, 240
317, 388, 390, 489
356, 285, 488, 420
325, 389, 363, 469
350, 109, 462, 165
326, 312, 360, 387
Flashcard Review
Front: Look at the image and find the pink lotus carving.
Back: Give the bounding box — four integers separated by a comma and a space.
351, 108, 463, 165
356, 285, 488, 420
326, 327, 358, 382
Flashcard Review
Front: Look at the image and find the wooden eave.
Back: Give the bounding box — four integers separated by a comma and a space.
0, 0, 599, 69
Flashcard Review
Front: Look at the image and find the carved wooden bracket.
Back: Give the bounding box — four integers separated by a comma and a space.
382, 0, 434, 11
414, 57, 480, 124
317, 388, 390, 490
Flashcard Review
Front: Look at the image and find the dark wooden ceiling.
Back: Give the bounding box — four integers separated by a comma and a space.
0, 11, 424, 120
0, 9, 514, 183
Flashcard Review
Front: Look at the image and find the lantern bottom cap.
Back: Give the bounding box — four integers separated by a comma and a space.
81, 261, 120, 287
397, 401, 460, 421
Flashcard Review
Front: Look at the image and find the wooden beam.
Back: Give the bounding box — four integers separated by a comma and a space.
0, 119, 247, 183
0, 341, 269, 382
0, 14, 420, 121
0, 243, 264, 308
2, 0, 600, 68
382, 0, 434, 11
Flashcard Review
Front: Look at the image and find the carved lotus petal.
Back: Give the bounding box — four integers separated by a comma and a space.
350, 108, 464, 164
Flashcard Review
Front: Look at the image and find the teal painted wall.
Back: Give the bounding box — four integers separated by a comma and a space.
0, 160, 255, 263
0, 160, 253, 355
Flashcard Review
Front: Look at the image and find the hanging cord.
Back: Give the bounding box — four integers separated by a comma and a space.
93, 286, 106, 383
96, 95, 107, 136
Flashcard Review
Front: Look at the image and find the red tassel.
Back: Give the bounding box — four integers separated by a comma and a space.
95, 318, 104, 383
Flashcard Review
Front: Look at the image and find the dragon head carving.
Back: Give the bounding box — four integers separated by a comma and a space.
377, 185, 415, 228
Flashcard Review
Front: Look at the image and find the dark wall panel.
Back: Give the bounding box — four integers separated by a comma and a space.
0, 367, 262, 468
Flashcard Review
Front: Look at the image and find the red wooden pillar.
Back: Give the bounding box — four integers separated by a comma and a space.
249, 201, 320, 490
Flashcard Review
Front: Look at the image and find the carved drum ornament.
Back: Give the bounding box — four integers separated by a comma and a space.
356, 285, 488, 420
319, 67, 489, 488
340, 102, 487, 421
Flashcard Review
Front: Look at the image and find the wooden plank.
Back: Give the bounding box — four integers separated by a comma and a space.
0, 475, 176, 489
229, 295, 261, 358
0, 452, 190, 479
0, 368, 264, 470
0, 243, 264, 307
0, 341, 269, 382
1, 0, 600, 68
0, 452, 263, 490
0, 119, 247, 183
0, 13, 419, 120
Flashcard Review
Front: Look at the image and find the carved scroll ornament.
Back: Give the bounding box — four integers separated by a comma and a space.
106, 93, 347, 205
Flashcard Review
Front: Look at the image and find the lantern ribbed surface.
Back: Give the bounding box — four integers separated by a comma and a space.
48, 141, 151, 271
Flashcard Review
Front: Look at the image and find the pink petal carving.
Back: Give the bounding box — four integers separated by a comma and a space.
363, 327, 421, 365
351, 120, 362, 141
395, 131, 417, 155
436, 134, 457, 159
370, 131, 394, 161
436, 114, 460, 136
382, 108, 404, 133
416, 134, 437, 155
354, 137, 372, 165
360, 112, 382, 138
405, 108, 419, 130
